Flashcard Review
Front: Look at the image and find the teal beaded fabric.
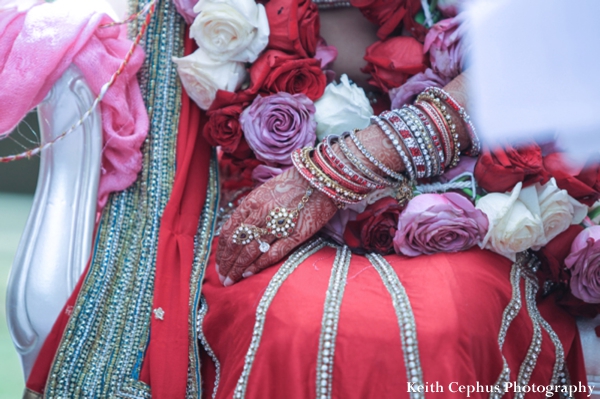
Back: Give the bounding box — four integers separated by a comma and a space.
44, 1, 219, 397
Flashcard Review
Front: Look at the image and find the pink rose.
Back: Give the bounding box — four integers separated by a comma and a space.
394, 193, 488, 256
423, 13, 468, 80
314, 37, 338, 69
436, 0, 467, 17
389, 68, 450, 109
173, 0, 197, 24
240, 92, 317, 167
565, 226, 600, 304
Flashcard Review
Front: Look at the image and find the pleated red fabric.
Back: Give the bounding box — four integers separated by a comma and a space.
201, 242, 588, 399
138, 36, 210, 397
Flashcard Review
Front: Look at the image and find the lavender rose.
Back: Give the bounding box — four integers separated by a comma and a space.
394, 193, 488, 256
565, 226, 600, 303
423, 13, 469, 80
240, 92, 317, 167
389, 68, 450, 109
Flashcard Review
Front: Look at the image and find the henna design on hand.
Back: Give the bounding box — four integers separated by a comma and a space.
215, 72, 472, 285
215, 167, 337, 285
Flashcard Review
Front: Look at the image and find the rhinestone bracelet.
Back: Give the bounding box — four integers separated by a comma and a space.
347, 129, 407, 182
322, 136, 385, 190
417, 101, 454, 168
395, 108, 435, 178
380, 110, 426, 179
419, 87, 481, 157
292, 148, 364, 206
407, 105, 444, 176
302, 147, 366, 202
404, 106, 440, 177
370, 115, 417, 182
337, 132, 399, 188
415, 96, 460, 168
313, 143, 373, 195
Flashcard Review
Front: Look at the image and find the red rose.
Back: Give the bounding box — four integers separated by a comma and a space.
351, 0, 422, 40
220, 150, 263, 191
343, 197, 402, 255
248, 50, 326, 100
474, 143, 548, 193
265, 0, 320, 57
203, 104, 245, 153
555, 290, 600, 319
536, 225, 584, 288
203, 90, 258, 155
362, 37, 427, 93
544, 152, 600, 206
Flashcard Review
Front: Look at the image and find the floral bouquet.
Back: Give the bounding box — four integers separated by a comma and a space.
172, 0, 600, 318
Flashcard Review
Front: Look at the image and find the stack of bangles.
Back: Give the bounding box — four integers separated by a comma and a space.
291, 87, 481, 208
231, 87, 480, 252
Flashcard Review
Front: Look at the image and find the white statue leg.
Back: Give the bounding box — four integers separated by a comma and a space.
6, 65, 102, 379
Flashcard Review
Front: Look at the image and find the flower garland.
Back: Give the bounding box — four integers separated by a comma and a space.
173, 0, 600, 316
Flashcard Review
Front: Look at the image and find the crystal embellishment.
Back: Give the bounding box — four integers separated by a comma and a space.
265, 207, 298, 238
153, 307, 165, 321
258, 240, 270, 253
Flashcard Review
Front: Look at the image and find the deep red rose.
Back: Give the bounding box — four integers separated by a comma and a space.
555, 290, 600, 319
474, 143, 548, 193
361, 37, 427, 93
203, 89, 258, 155
543, 152, 600, 206
534, 224, 600, 319
219, 150, 263, 191
203, 104, 245, 153
248, 50, 326, 100
351, 0, 422, 40
265, 0, 320, 58
343, 197, 402, 255
536, 225, 584, 288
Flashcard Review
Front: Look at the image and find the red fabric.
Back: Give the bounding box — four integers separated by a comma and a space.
138, 35, 210, 397
25, 262, 90, 394
201, 244, 588, 398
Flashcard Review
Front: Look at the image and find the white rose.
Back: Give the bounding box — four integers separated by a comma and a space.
314, 74, 373, 141
190, 0, 269, 63
530, 178, 587, 248
476, 182, 544, 261
173, 49, 246, 111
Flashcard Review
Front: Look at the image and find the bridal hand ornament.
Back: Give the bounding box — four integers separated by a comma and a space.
216, 168, 337, 285
232, 187, 313, 253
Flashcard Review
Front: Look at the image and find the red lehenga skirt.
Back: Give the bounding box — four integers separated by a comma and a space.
200, 239, 588, 399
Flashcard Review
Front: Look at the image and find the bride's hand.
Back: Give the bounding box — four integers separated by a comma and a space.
215, 167, 338, 286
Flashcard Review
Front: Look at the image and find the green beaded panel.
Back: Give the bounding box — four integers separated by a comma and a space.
45, 1, 188, 397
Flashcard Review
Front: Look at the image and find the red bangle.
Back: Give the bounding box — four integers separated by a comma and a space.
291, 148, 363, 207
320, 136, 385, 190
380, 110, 427, 179
313, 144, 372, 194
414, 102, 451, 169
420, 87, 481, 157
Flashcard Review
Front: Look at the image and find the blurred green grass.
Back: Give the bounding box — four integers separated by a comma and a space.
0, 193, 32, 398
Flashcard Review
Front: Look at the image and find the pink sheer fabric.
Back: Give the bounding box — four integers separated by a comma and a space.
0, 0, 148, 209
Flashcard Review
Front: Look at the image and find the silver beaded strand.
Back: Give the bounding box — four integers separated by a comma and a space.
489, 264, 522, 399
233, 239, 326, 398
197, 296, 220, 399
367, 253, 424, 399
316, 245, 352, 399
